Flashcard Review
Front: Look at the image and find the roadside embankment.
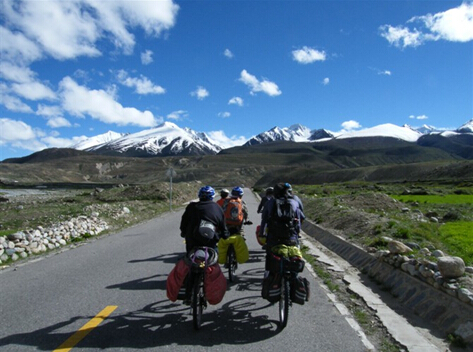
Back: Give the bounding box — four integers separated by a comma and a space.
302, 220, 473, 346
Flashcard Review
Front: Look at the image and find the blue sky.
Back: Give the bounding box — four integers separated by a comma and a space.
1, 0, 472, 160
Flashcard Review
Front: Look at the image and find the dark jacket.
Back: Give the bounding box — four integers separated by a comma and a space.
259, 196, 305, 248
180, 200, 227, 253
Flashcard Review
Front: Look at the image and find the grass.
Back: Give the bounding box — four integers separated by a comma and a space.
392, 194, 473, 204
295, 182, 473, 266
439, 222, 473, 264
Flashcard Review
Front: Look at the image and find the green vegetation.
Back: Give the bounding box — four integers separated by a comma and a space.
295, 181, 473, 266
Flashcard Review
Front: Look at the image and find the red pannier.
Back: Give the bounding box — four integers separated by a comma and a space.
204, 263, 227, 305
166, 258, 190, 302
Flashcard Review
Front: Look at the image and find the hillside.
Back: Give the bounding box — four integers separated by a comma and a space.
1, 137, 473, 187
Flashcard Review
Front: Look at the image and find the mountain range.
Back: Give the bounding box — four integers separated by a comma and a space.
65, 120, 473, 157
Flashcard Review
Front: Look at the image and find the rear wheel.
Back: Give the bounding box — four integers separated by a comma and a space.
279, 277, 289, 329
227, 245, 237, 282
192, 273, 203, 330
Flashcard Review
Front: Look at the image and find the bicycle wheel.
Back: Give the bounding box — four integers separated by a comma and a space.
192, 273, 204, 330
279, 276, 290, 329
227, 245, 237, 282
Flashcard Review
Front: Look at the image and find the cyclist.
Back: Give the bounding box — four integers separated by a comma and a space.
260, 182, 305, 262
216, 188, 230, 207
222, 186, 250, 235
257, 187, 274, 214
180, 186, 228, 254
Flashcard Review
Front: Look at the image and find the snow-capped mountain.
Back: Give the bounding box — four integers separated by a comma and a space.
68, 119, 472, 157
71, 131, 126, 151
457, 119, 473, 133
244, 124, 312, 146
335, 123, 423, 142
76, 122, 221, 157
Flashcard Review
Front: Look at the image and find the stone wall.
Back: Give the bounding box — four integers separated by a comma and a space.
302, 220, 473, 344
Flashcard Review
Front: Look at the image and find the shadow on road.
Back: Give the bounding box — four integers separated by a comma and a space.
0, 297, 281, 350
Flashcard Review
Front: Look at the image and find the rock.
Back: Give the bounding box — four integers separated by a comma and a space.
431, 252, 445, 260
388, 240, 412, 254
437, 256, 465, 278
466, 267, 473, 274
457, 288, 473, 304
455, 321, 473, 343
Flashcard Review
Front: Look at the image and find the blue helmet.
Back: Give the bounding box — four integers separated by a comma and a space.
198, 186, 215, 201
231, 186, 244, 197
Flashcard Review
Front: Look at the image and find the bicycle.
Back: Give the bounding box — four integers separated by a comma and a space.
225, 221, 252, 282
267, 252, 305, 330
187, 246, 218, 330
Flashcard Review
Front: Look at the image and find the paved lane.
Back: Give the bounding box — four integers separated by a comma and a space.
0, 189, 370, 351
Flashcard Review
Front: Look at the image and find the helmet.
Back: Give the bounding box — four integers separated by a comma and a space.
265, 187, 274, 195
220, 188, 230, 197
198, 186, 215, 201
231, 186, 244, 197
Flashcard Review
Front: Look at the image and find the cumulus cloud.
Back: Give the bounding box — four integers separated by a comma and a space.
224, 49, 234, 58
409, 114, 429, 120
206, 130, 247, 149
341, 120, 362, 131
380, 2, 473, 48
239, 70, 281, 96
11, 81, 56, 101
218, 112, 231, 118
190, 86, 209, 100
1, 0, 179, 60
59, 76, 159, 127
116, 70, 165, 94
141, 50, 154, 65
0, 62, 36, 83
0, 118, 37, 142
228, 96, 244, 106
0, 84, 33, 113
167, 110, 188, 120
323, 78, 330, 85
292, 46, 327, 64
46, 117, 72, 128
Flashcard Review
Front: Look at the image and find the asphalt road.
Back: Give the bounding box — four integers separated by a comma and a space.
0, 189, 370, 351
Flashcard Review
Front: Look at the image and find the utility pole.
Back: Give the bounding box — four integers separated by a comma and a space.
166, 167, 176, 211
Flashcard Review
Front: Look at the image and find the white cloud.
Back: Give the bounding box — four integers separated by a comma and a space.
323, 78, 330, 85
416, 2, 473, 42
0, 26, 42, 64
292, 46, 326, 64
1, 0, 179, 61
116, 70, 165, 94
239, 70, 281, 96
0, 63, 36, 83
190, 86, 209, 100
218, 112, 231, 118
341, 120, 362, 131
206, 130, 247, 149
46, 117, 72, 128
11, 81, 56, 101
0, 86, 33, 113
59, 76, 159, 127
224, 49, 234, 58
36, 104, 62, 117
380, 2, 473, 48
409, 114, 429, 120
228, 96, 244, 106
141, 50, 154, 65
167, 110, 188, 120
0, 118, 37, 142
379, 70, 392, 76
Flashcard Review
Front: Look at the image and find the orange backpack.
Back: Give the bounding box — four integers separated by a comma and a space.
223, 197, 244, 229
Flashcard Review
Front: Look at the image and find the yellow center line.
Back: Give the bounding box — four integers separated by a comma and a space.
53, 305, 118, 352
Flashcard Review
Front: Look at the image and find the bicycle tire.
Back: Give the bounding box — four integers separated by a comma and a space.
192, 272, 204, 330
227, 245, 237, 282
279, 276, 290, 329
